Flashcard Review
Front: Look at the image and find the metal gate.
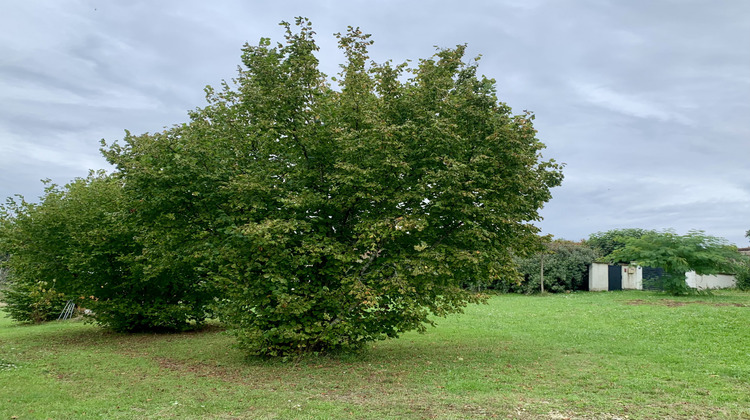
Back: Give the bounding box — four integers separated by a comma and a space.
642, 266, 665, 290
608, 265, 622, 291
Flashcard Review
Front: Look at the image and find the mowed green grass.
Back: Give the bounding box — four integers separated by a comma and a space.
1, 291, 749, 419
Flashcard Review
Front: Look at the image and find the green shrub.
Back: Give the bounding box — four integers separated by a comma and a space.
2, 279, 67, 323
494, 240, 597, 294
735, 263, 750, 291
0, 173, 214, 332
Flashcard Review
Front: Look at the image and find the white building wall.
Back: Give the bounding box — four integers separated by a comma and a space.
589, 263, 609, 291
685, 271, 737, 289
621, 265, 643, 290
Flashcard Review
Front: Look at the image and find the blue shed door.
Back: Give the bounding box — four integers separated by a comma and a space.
608, 265, 622, 291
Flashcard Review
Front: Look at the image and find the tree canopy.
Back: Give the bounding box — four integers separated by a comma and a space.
586, 228, 655, 261
2, 19, 562, 357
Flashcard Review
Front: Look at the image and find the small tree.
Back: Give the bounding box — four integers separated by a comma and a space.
609, 230, 746, 295
103, 19, 563, 357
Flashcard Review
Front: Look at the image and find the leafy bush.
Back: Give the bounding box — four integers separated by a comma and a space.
2, 279, 67, 323
494, 240, 597, 294
0, 173, 213, 331
734, 262, 750, 291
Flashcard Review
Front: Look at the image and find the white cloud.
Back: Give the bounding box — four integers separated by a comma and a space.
0, 128, 106, 173
571, 82, 692, 125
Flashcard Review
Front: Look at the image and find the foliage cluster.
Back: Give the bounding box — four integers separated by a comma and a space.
586, 228, 654, 262
0, 19, 562, 357
0, 254, 6, 283
0, 173, 214, 330
735, 264, 750, 290
492, 240, 597, 293
2, 279, 66, 323
0, 253, 8, 301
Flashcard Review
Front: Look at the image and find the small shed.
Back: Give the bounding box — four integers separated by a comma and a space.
589, 263, 737, 291
588, 262, 642, 291
589, 262, 609, 291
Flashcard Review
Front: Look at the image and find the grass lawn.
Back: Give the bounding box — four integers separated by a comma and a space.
1, 290, 749, 419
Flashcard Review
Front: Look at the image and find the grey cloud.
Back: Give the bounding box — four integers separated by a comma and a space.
1, 0, 748, 245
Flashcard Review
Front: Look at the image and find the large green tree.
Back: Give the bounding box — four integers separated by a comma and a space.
103, 19, 563, 356
609, 230, 747, 295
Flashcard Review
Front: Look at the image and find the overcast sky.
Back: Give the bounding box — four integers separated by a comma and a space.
1, 0, 748, 245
